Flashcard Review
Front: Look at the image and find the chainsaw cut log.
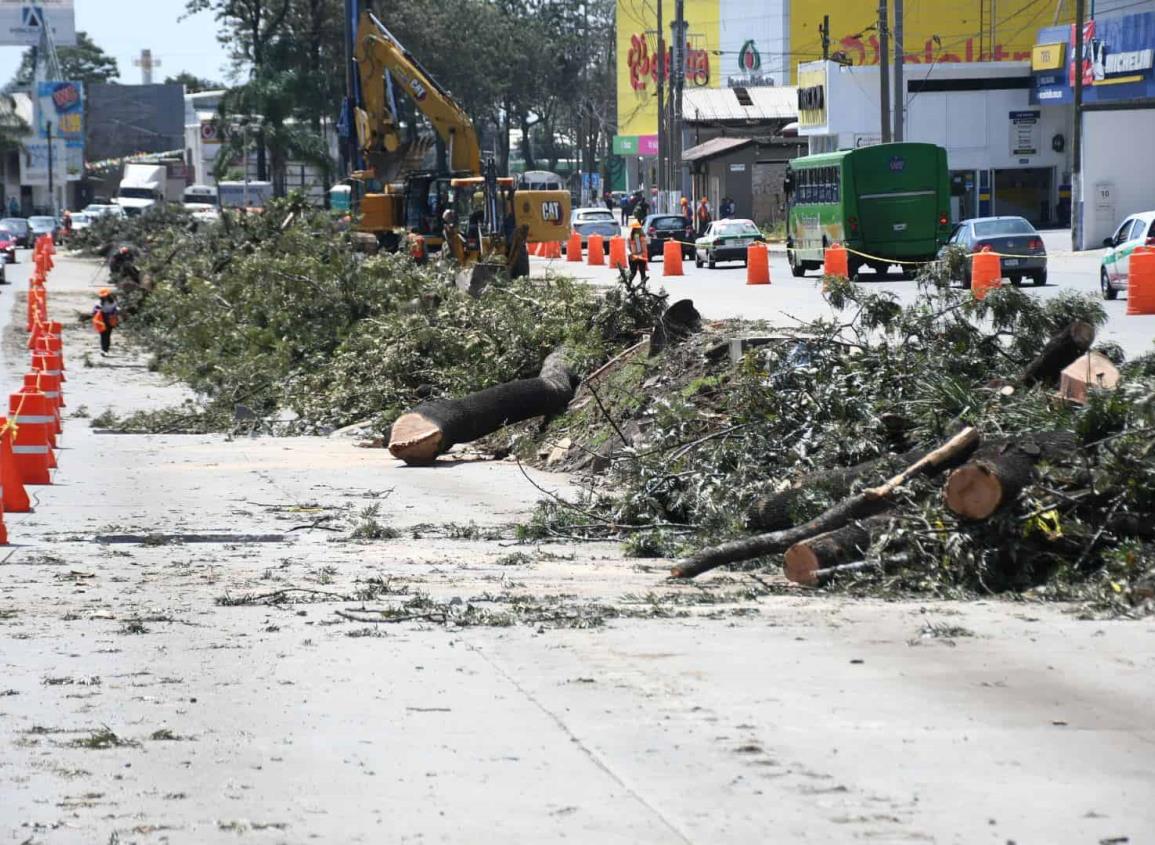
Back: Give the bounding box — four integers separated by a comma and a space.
783, 516, 894, 586
671, 428, 980, 579
388, 348, 577, 464
942, 431, 1079, 520
1021, 321, 1096, 388
1058, 351, 1121, 405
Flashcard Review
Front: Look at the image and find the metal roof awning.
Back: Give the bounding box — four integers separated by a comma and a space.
683, 86, 798, 123
682, 136, 754, 163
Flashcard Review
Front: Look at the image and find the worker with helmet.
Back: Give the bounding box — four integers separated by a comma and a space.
92, 288, 120, 356
627, 220, 649, 283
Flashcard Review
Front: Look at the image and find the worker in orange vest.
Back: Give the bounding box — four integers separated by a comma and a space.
92, 288, 120, 356
627, 220, 649, 283
696, 197, 711, 237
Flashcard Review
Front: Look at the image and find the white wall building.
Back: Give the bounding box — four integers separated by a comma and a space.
796, 60, 1072, 227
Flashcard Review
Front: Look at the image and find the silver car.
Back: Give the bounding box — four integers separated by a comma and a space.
569, 207, 619, 253
939, 216, 1047, 287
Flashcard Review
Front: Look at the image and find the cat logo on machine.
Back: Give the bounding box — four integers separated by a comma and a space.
540, 200, 562, 223
408, 78, 428, 101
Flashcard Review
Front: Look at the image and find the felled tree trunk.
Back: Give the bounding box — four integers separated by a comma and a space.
388, 348, 577, 464
783, 515, 895, 586
942, 431, 1079, 520
1021, 321, 1096, 388
671, 428, 980, 579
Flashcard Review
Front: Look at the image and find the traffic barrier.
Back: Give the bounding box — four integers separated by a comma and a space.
566, 233, 583, 262
1126, 246, 1155, 315
29, 320, 62, 350
608, 236, 627, 270
24, 373, 62, 433
587, 234, 604, 265
545, 241, 563, 259
33, 347, 65, 382
10, 388, 57, 450
746, 243, 771, 286
31, 353, 64, 406
26, 289, 47, 332
825, 243, 849, 278
34, 335, 65, 372
0, 419, 31, 514
970, 246, 1001, 301
663, 240, 684, 276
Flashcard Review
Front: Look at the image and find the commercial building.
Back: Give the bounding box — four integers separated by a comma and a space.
795, 59, 1070, 228
1030, 8, 1155, 248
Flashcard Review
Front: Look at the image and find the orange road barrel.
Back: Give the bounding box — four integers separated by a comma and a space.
608, 236, 628, 270
825, 243, 849, 278
10, 388, 57, 450
0, 418, 31, 514
746, 244, 771, 285
24, 373, 62, 432
587, 234, 605, 265
566, 233, 583, 262
663, 239, 684, 276
1126, 246, 1155, 315
971, 246, 1001, 300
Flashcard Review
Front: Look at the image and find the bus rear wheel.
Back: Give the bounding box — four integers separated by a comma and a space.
788, 249, 806, 277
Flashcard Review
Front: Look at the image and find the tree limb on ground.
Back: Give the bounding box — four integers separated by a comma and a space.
670, 428, 980, 580
1021, 321, 1095, 388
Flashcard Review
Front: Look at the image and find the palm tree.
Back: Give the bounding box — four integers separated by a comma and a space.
214, 69, 332, 198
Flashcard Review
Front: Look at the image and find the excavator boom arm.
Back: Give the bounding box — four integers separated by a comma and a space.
354, 11, 481, 175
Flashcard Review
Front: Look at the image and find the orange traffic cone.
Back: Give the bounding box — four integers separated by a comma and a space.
746, 244, 771, 285
566, 233, 583, 262
663, 239, 684, 276
608, 236, 628, 270
10, 387, 57, 450
0, 419, 31, 514
587, 234, 605, 265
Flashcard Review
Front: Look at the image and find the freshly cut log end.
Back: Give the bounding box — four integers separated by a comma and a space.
783, 517, 885, 587
388, 413, 444, 464
783, 545, 822, 587
943, 463, 1005, 520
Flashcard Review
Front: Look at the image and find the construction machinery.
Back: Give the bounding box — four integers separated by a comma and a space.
351, 10, 569, 282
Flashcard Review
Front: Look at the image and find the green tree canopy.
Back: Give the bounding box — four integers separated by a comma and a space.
165, 71, 224, 93
7, 31, 120, 89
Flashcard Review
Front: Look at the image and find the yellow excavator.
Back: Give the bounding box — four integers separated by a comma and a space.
351, 10, 570, 282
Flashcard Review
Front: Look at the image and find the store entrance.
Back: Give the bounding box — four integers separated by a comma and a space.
950, 170, 977, 222
993, 168, 1054, 227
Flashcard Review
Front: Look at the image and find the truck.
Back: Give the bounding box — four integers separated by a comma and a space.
217, 181, 274, 210
114, 163, 184, 216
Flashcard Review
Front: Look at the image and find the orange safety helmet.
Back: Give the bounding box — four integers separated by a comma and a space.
98, 288, 111, 297
629, 219, 642, 229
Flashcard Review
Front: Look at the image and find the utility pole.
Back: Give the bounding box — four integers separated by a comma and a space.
655, 0, 665, 204
343, 0, 358, 177
47, 121, 55, 216
1072, 0, 1085, 250
820, 15, 831, 60
879, 0, 892, 143
671, 0, 686, 200
893, 0, 904, 141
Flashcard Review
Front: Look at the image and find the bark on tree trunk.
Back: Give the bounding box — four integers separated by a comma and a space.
942, 431, 1080, 520
1021, 321, 1096, 388
388, 349, 577, 464
783, 515, 895, 586
671, 428, 980, 579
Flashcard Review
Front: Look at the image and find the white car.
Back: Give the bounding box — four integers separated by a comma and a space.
83, 204, 126, 220
69, 212, 94, 232
1101, 211, 1155, 300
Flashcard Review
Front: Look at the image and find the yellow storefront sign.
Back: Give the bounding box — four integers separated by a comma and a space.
1031, 42, 1066, 72
790, 0, 1070, 80
616, 0, 719, 139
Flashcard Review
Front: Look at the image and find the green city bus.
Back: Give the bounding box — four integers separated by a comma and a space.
785, 142, 951, 278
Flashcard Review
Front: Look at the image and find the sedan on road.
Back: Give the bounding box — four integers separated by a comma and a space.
694, 219, 764, 268
0, 227, 16, 263
643, 214, 695, 260
0, 218, 30, 247
569, 207, 619, 252
1100, 210, 1155, 300
940, 216, 1047, 287
28, 215, 61, 244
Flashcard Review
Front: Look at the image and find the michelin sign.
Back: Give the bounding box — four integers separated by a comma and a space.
0, 0, 76, 47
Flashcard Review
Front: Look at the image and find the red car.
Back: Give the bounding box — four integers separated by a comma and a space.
0, 227, 16, 264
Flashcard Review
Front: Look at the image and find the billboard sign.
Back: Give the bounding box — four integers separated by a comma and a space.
37, 80, 83, 140
20, 138, 72, 186
1032, 13, 1155, 105
0, 0, 76, 46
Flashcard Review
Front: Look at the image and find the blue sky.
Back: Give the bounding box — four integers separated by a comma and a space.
0, 0, 236, 87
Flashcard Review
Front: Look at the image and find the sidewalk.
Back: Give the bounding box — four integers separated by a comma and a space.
0, 253, 1151, 844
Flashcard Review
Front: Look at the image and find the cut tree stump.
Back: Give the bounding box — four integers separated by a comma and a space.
388, 348, 578, 464
1058, 351, 1121, 405
1021, 321, 1096, 388
783, 515, 894, 586
942, 431, 1079, 520
671, 427, 980, 579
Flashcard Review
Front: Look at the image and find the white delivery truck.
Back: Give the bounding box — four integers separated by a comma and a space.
217, 181, 274, 210
115, 163, 169, 216
182, 184, 220, 221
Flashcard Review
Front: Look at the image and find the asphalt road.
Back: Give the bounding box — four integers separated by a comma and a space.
536, 228, 1155, 359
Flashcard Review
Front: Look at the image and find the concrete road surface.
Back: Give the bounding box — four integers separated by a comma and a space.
536, 228, 1155, 359
0, 251, 1152, 843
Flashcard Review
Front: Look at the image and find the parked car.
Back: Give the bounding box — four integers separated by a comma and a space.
569, 207, 619, 252
0, 227, 17, 263
0, 218, 30, 247
1100, 210, 1155, 300
82, 203, 126, 220
28, 215, 61, 244
940, 216, 1047, 287
694, 219, 765, 268
643, 214, 694, 260
68, 212, 94, 232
